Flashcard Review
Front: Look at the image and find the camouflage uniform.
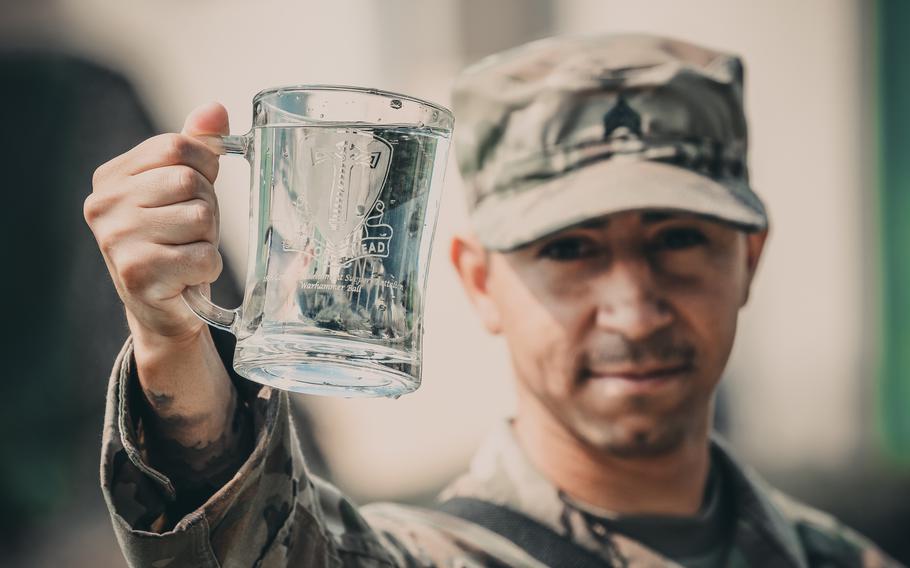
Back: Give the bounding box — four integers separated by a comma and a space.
102, 339, 901, 567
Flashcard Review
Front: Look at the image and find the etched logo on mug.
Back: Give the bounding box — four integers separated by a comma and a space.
282, 131, 394, 264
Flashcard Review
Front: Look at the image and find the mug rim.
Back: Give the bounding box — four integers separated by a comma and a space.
252, 84, 454, 122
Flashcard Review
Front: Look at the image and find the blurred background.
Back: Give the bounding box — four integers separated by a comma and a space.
1, 0, 908, 565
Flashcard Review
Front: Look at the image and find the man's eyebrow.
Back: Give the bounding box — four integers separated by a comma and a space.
640, 212, 676, 224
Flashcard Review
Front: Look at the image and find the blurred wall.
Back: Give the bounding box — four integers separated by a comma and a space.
878, 0, 910, 459
13, 0, 882, 502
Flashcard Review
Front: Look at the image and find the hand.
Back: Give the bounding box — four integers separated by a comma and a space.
85, 103, 228, 347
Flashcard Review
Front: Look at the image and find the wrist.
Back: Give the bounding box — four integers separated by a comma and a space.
127, 310, 208, 358
128, 317, 234, 439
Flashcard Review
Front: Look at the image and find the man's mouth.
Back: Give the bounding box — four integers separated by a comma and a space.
585, 363, 693, 381
579, 362, 695, 394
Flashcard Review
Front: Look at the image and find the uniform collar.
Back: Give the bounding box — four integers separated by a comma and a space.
440, 422, 809, 568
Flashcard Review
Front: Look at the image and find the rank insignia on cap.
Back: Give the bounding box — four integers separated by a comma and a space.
602, 95, 642, 141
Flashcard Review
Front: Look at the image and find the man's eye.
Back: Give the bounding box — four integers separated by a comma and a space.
654, 228, 708, 251
537, 237, 597, 261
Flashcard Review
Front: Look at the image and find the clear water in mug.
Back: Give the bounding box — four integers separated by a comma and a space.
232, 124, 449, 396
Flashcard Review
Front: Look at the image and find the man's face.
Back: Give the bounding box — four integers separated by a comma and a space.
454, 210, 767, 458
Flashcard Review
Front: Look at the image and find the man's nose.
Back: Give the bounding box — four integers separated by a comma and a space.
593, 258, 673, 341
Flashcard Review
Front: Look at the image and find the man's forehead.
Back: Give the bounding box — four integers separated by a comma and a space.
568, 211, 691, 231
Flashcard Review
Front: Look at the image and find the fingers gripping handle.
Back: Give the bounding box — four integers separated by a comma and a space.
181, 133, 250, 333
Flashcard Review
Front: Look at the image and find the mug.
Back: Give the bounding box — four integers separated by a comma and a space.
183, 85, 454, 397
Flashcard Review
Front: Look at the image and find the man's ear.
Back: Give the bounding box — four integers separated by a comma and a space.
741, 228, 769, 306
450, 234, 503, 334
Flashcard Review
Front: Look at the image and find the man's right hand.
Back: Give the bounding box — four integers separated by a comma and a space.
85, 103, 250, 483
85, 102, 226, 346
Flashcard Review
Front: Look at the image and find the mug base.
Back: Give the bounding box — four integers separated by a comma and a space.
233, 331, 419, 398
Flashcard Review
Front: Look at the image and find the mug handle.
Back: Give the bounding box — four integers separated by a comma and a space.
181, 133, 251, 333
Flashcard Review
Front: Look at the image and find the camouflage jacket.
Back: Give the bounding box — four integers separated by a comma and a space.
101, 339, 901, 567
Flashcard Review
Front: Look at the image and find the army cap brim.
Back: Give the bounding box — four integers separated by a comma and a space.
472, 158, 768, 251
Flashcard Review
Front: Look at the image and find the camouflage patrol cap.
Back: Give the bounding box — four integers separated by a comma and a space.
452, 33, 769, 251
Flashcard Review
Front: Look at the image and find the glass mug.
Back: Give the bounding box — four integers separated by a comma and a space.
183, 85, 453, 397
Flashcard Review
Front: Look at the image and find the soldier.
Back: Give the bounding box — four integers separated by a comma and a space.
87, 34, 902, 567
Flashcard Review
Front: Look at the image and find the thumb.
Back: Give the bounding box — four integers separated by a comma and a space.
181, 101, 230, 138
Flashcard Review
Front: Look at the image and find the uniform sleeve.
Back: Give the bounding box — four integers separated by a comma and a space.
769, 490, 905, 568
99, 336, 406, 567
794, 517, 904, 568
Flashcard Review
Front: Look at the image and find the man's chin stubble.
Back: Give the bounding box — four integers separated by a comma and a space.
572, 413, 692, 459
602, 426, 688, 458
